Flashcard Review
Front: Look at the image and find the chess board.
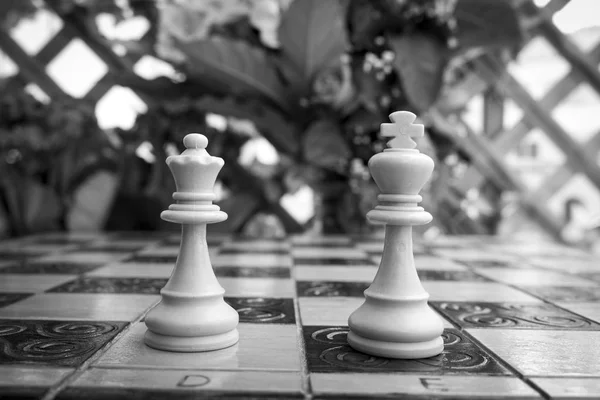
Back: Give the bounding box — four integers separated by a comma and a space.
0, 231, 599, 399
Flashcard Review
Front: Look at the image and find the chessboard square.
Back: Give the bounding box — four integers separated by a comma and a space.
0, 293, 32, 308
414, 256, 468, 271
485, 242, 589, 257
0, 293, 159, 321
220, 240, 290, 253
0, 261, 102, 275
37, 251, 129, 264
578, 272, 600, 284
303, 327, 509, 375
432, 249, 521, 264
67, 368, 303, 395
354, 242, 384, 253
423, 282, 542, 303
433, 302, 600, 330
475, 268, 597, 287
417, 270, 490, 282
215, 266, 291, 279
27, 233, 101, 244
86, 238, 160, 248
311, 374, 540, 398
298, 297, 453, 329
86, 263, 174, 279
531, 377, 600, 399
96, 322, 300, 371
48, 277, 167, 294
556, 303, 600, 324
0, 365, 73, 388
468, 329, 600, 377
294, 266, 377, 283
291, 248, 368, 259
219, 278, 295, 298
297, 281, 369, 298
0, 251, 43, 262
214, 254, 293, 268
523, 286, 600, 302
0, 243, 76, 254
136, 246, 180, 257
529, 256, 600, 273
293, 258, 375, 267
126, 255, 177, 264
460, 260, 533, 269
290, 235, 352, 246
0, 274, 75, 293
226, 297, 295, 324
299, 297, 362, 326
0, 319, 126, 367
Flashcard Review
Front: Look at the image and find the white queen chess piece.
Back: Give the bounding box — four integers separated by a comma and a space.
347, 111, 444, 359
144, 133, 239, 352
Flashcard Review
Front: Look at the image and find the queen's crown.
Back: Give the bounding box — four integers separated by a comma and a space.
167, 133, 224, 195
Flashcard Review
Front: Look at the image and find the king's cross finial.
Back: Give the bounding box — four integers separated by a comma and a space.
380, 111, 424, 149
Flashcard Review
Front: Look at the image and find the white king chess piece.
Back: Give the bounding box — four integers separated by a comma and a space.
144, 133, 239, 352
347, 111, 444, 359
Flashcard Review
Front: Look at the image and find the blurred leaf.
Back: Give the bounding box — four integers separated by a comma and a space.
174, 37, 291, 112
278, 0, 348, 92
303, 118, 351, 174
191, 95, 300, 156
114, 73, 226, 101
454, 0, 523, 52
346, 0, 385, 52
389, 33, 449, 112
66, 171, 119, 231
22, 179, 62, 232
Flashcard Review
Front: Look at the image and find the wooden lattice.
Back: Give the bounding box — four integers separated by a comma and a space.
1, 0, 599, 239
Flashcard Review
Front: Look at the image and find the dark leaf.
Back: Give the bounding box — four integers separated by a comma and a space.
114, 73, 228, 100
346, 0, 388, 51
389, 33, 449, 112
66, 171, 119, 231
278, 0, 348, 91
191, 95, 300, 156
455, 0, 523, 52
175, 37, 291, 111
303, 118, 351, 174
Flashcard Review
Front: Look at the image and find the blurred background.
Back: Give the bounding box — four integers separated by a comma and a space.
1, 0, 599, 250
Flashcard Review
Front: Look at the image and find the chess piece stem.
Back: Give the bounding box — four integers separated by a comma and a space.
144, 134, 239, 352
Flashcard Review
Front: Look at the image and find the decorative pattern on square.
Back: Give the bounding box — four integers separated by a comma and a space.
215, 266, 290, 279
48, 277, 167, 294
0, 261, 101, 275
303, 326, 509, 375
0, 320, 125, 366
417, 270, 490, 282
293, 258, 375, 266
523, 286, 600, 302
297, 281, 368, 297
0, 293, 31, 308
226, 297, 295, 324
433, 302, 600, 330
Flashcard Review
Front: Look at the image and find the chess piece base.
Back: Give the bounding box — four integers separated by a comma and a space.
347, 331, 443, 359
144, 329, 239, 352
